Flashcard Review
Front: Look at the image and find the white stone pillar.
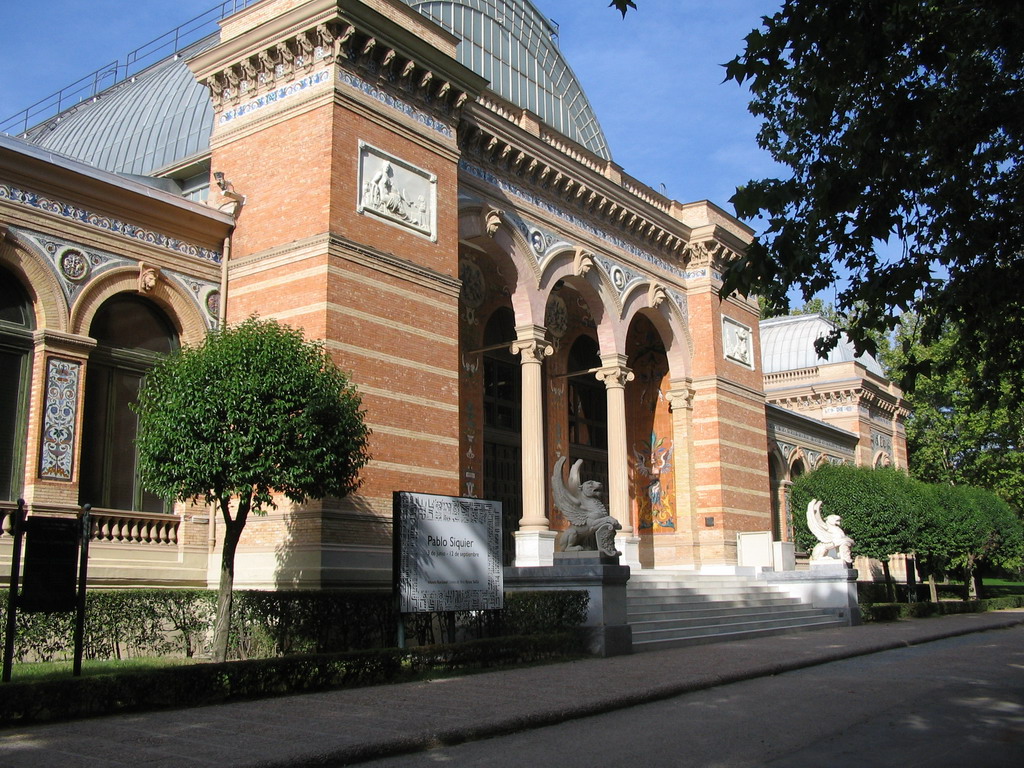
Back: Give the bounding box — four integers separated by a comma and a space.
597, 357, 637, 568
667, 382, 696, 567
511, 325, 555, 567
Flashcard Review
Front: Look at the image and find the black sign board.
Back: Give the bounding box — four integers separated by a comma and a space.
20, 516, 80, 613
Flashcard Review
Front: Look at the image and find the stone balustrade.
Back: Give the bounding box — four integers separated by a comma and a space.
88, 509, 179, 545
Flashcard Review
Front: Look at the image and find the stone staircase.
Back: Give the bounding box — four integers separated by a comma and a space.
627, 570, 846, 652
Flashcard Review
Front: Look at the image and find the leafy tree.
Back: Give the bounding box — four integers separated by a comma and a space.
134, 318, 371, 662
609, 0, 636, 17
718, 1, 1024, 410
888, 313, 1024, 512
919, 484, 989, 600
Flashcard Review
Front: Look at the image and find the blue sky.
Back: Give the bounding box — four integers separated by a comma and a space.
0, 0, 781, 219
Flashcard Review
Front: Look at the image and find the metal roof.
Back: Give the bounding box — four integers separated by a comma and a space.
11, 0, 611, 177
759, 314, 885, 377
19, 37, 217, 177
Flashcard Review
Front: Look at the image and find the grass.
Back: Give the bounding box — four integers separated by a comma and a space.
7, 655, 197, 683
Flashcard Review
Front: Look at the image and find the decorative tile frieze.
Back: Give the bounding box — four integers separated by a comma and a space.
39, 357, 80, 481
338, 70, 455, 139
768, 422, 857, 458
460, 161, 688, 283
219, 67, 331, 125
0, 185, 221, 264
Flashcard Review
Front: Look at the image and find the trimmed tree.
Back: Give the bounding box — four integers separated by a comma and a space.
791, 464, 921, 599
134, 318, 371, 662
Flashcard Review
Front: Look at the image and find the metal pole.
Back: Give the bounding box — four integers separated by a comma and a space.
2, 499, 27, 683
72, 505, 91, 677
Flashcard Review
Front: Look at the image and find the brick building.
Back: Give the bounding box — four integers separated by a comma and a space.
0, 0, 907, 589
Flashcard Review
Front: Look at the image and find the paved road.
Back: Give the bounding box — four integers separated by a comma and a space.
359, 627, 1024, 768
0, 611, 1022, 767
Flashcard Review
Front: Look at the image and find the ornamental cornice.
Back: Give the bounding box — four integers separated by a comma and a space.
190, 5, 485, 135
457, 116, 691, 260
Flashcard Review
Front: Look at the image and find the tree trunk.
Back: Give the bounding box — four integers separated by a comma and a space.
882, 559, 895, 602
906, 555, 917, 603
973, 570, 985, 600
928, 573, 938, 603
965, 564, 976, 600
212, 494, 250, 663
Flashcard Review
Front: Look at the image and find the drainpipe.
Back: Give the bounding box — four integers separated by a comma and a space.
213, 171, 246, 328
209, 172, 246, 566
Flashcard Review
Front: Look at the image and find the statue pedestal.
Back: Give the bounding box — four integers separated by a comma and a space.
757, 563, 861, 625
504, 554, 632, 656
513, 530, 557, 567
619, 535, 641, 570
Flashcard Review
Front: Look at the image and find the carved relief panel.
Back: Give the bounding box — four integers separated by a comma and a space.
357, 142, 437, 240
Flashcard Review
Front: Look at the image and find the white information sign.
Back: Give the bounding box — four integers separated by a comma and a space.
394, 492, 503, 613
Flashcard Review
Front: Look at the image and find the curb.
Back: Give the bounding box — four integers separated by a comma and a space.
260, 613, 1024, 767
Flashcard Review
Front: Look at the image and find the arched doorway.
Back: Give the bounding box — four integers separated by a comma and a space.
0, 267, 34, 501
481, 307, 521, 566
79, 294, 178, 512
625, 313, 673, 567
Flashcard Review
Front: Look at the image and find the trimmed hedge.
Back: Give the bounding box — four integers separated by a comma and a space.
0, 632, 587, 727
0, 589, 589, 663
860, 595, 1024, 622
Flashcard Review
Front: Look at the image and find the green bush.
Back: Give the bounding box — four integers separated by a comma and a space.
859, 595, 1024, 622
1, 588, 589, 663
0, 632, 586, 727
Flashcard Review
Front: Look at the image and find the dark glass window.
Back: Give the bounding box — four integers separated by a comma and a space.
568, 335, 606, 450
0, 268, 33, 500
79, 295, 177, 512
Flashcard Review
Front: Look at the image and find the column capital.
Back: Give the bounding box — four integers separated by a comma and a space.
595, 365, 633, 389
666, 386, 695, 412
33, 329, 97, 358
511, 338, 553, 363
511, 324, 552, 363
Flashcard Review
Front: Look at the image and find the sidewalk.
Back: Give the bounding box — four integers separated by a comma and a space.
2, 610, 1022, 768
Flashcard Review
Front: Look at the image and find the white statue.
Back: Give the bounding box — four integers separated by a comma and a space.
551, 456, 622, 558
806, 499, 854, 567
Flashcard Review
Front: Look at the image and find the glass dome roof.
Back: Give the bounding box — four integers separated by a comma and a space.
760, 314, 886, 377
400, 0, 611, 160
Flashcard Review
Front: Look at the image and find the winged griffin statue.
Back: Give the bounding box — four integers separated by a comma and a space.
551, 456, 622, 558
806, 499, 855, 567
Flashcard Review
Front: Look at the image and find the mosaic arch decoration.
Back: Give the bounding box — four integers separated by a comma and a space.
39, 358, 80, 481
460, 161, 690, 283
495, 208, 686, 322
16, 228, 221, 330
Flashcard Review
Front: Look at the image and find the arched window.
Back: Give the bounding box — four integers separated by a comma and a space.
79, 295, 178, 512
0, 267, 34, 500
482, 307, 520, 566
567, 335, 607, 489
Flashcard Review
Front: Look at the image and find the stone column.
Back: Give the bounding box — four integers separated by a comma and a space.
596, 356, 637, 568
511, 325, 555, 567
667, 382, 696, 566
24, 330, 96, 512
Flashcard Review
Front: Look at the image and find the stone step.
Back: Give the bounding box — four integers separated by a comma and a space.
627, 588, 799, 605
628, 602, 812, 622
631, 616, 846, 652
629, 607, 830, 632
625, 570, 847, 651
